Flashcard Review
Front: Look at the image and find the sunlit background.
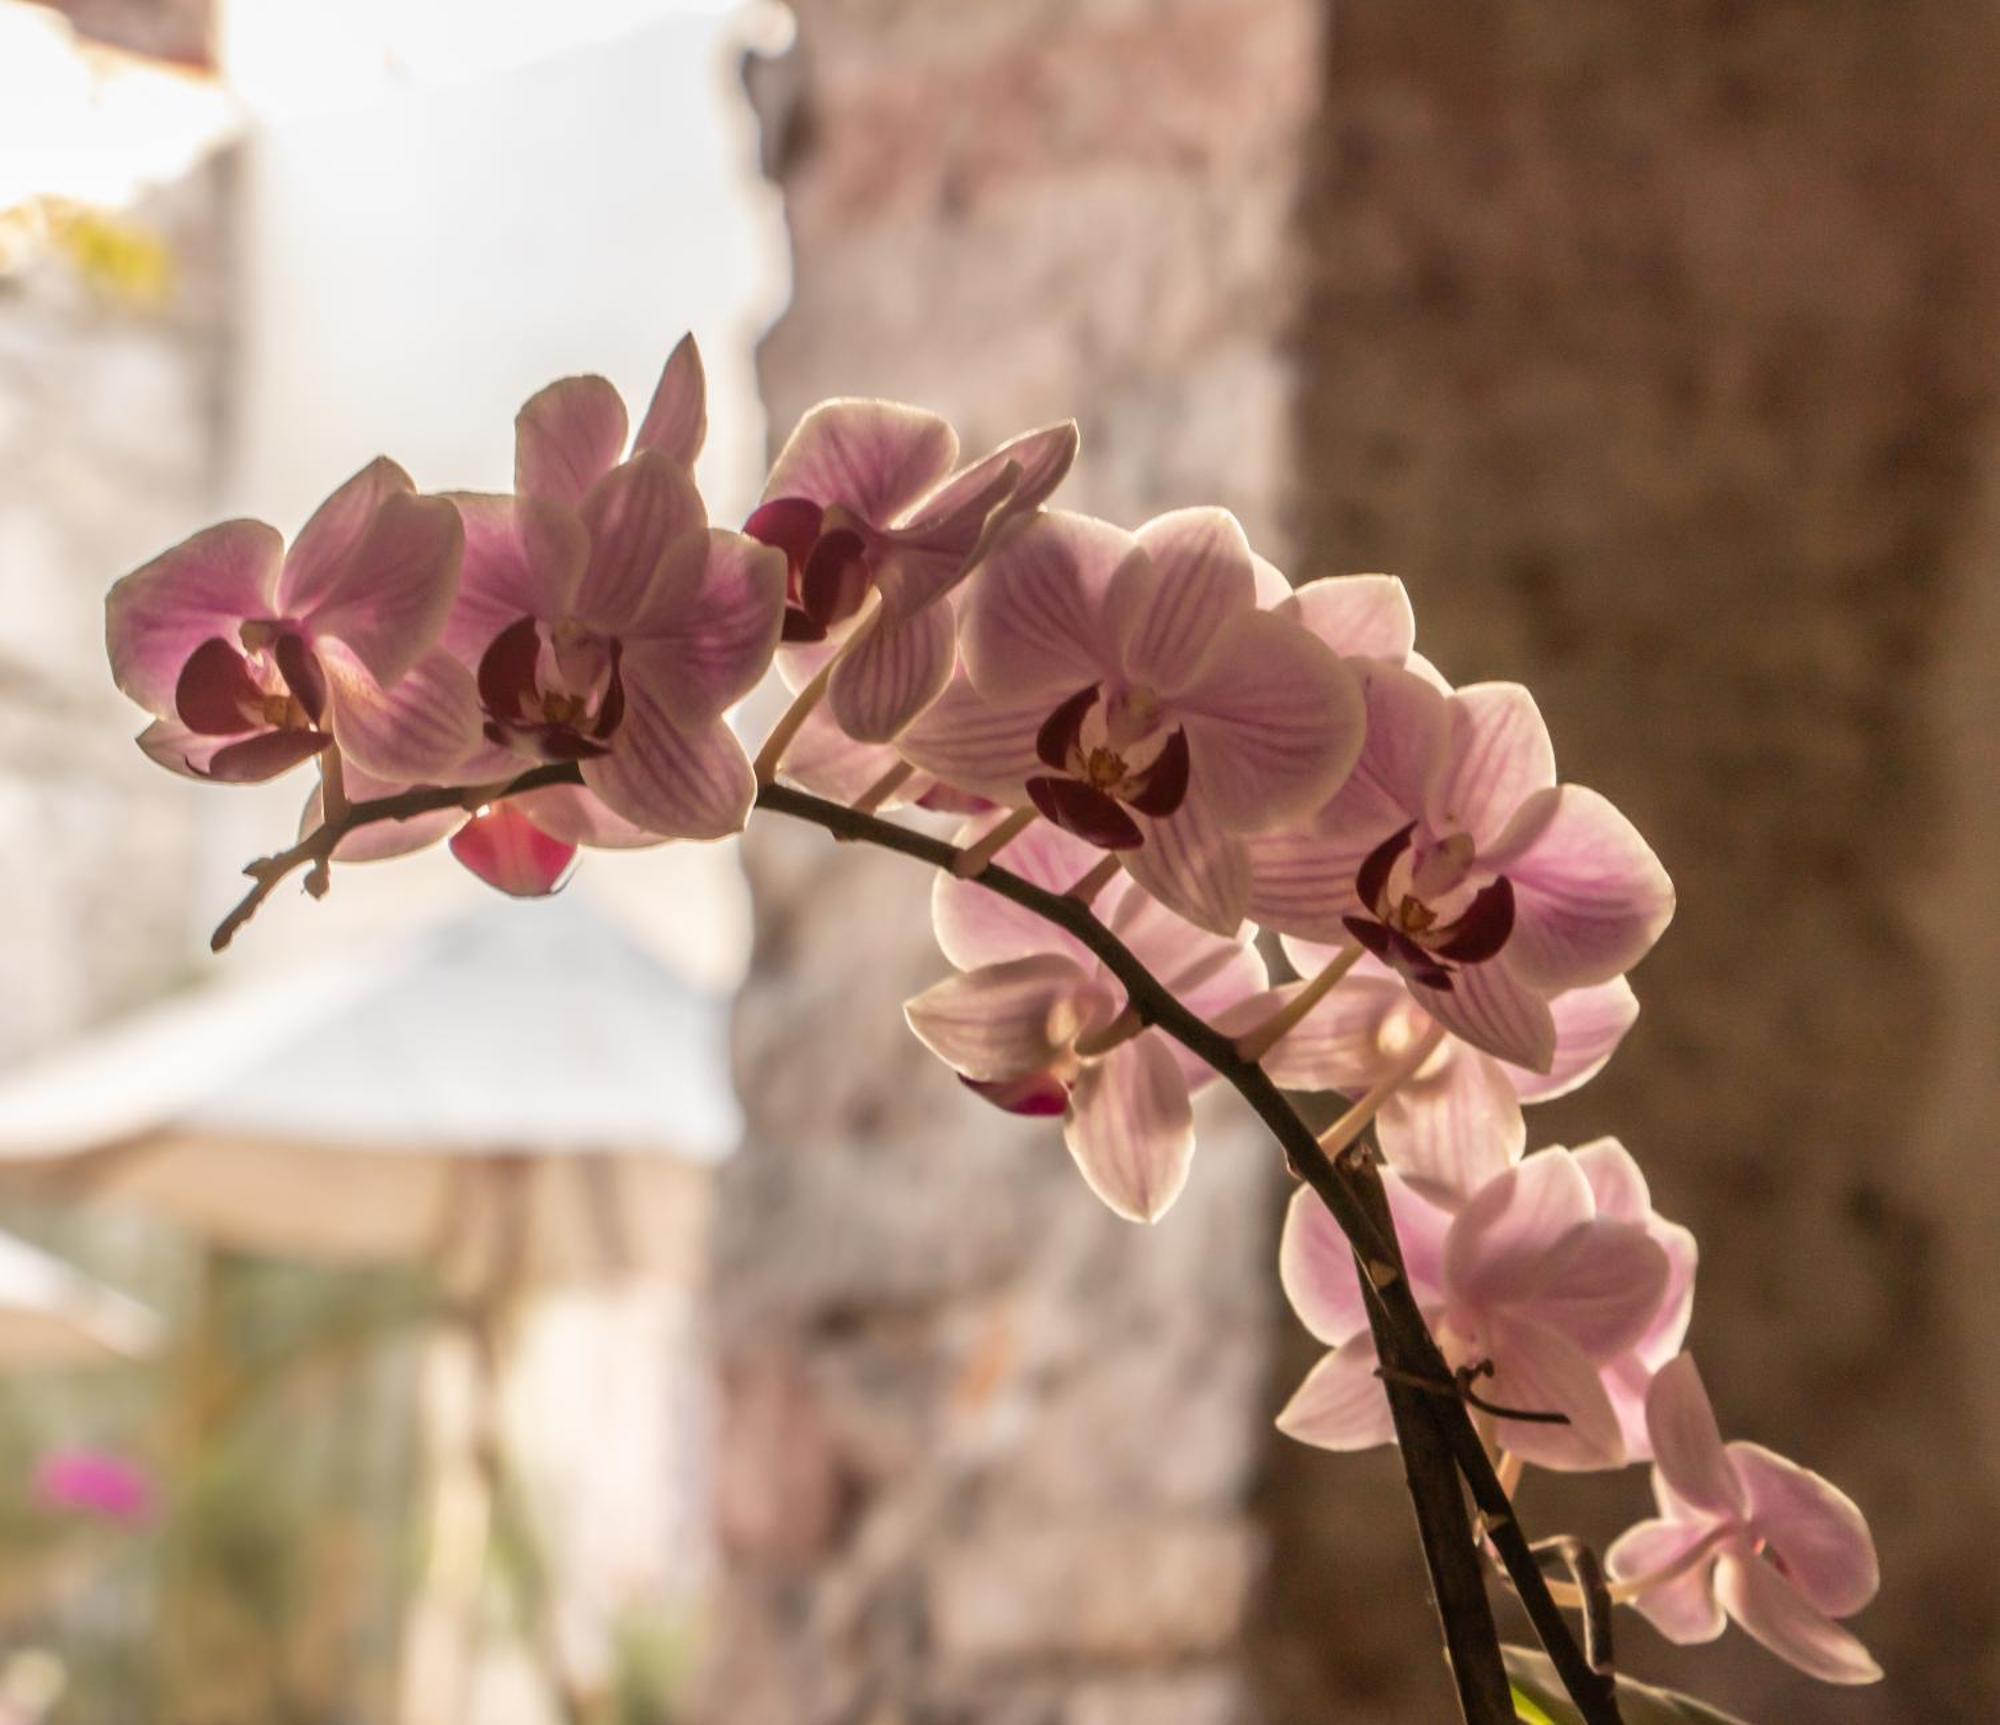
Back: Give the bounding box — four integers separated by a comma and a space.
0, 2, 786, 1719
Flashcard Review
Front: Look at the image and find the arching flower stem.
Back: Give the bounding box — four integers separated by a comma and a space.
210, 766, 1625, 1725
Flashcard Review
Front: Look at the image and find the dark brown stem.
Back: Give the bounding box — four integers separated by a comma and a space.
230, 765, 1621, 1724
1534, 1536, 1617, 1678
1348, 1148, 1515, 1722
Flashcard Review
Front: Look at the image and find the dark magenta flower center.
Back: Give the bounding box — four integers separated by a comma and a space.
477, 614, 625, 763
745, 496, 871, 644
1342, 822, 1515, 991
1023, 682, 1191, 850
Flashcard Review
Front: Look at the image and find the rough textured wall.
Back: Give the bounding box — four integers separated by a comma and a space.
708, 3, 1322, 1722
1269, 5, 2000, 1721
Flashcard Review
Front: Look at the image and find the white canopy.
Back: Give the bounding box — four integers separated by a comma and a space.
0, 1228, 159, 1363
0, 895, 739, 1284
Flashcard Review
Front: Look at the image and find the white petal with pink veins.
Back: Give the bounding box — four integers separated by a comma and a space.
633, 334, 706, 468
1278, 1182, 1371, 1346
1729, 1442, 1879, 1618
1715, 1551, 1881, 1684
1485, 784, 1675, 993
1377, 1044, 1526, 1205
322, 645, 483, 784
930, 814, 1100, 971
1478, 1316, 1626, 1471
1123, 799, 1253, 937
1413, 960, 1556, 1074
575, 453, 707, 634
628, 528, 786, 727
1280, 574, 1415, 662
828, 603, 956, 742
1425, 682, 1555, 851
582, 690, 754, 841
107, 518, 285, 716
961, 509, 1137, 699
1512, 978, 1640, 1102
1176, 608, 1363, 831
1444, 1152, 1596, 1312
1606, 1519, 1727, 1644
1642, 1355, 1746, 1519
1108, 508, 1256, 687
300, 490, 464, 688
279, 456, 414, 613
515, 374, 629, 507
896, 677, 1046, 805
1276, 1338, 1396, 1451
763, 398, 959, 524
1064, 1035, 1195, 1223
444, 494, 588, 661
905, 955, 1104, 1083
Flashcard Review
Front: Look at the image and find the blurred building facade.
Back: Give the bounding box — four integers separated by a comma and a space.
721, 3, 2000, 1723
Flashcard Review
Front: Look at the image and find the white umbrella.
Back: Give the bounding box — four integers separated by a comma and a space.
0, 892, 739, 1284
0, 1230, 158, 1365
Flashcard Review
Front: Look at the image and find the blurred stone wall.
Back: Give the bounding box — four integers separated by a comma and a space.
1269, 4, 2000, 1722
724, 3, 2000, 1722
709, 3, 1321, 1722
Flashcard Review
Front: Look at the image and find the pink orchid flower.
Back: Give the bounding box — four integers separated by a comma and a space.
1607, 1355, 1881, 1684
750, 400, 1078, 742
904, 814, 1267, 1222
440, 384, 786, 843
1249, 935, 1639, 1204
35, 1448, 155, 1527
513, 332, 708, 504
107, 459, 470, 784
903, 509, 1365, 935
1248, 661, 1673, 1071
1278, 1149, 1671, 1471
1572, 1138, 1696, 1460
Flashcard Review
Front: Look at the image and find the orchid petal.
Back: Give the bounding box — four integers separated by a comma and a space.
1643, 1355, 1746, 1520
780, 704, 920, 808
278, 456, 415, 615
295, 490, 463, 688
1122, 798, 1252, 937
107, 519, 285, 716
509, 783, 664, 850
1607, 1520, 1727, 1644
1280, 575, 1415, 662
576, 452, 707, 632
200, 727, 330, 783
1512, 978, 1639, 1102
1064, 1034, 1195, 1223
1106, 508, 1255, 689
1257, 971, 1410, 1093
1729, 1442, 1879, 1618
582, 691, 753, 841
626, 528, 786, 726
961, 510, 1137, 699
448, 803, 577, 897
1484, 784, 1675, 993
1523, 1221, 1671, 1360
905, 955, 1102, 1082
930, 816, 1100, 972
763, 398, 959, 524
1444, 1152, 1595, 1312
322, 645, 484, 783
515, 374, 629, 506
1276, 1339, 1396, 1452
895, 677, 1046, 805
1715, 1551, 1881, 1684
1479, 1317, 1626, 1471
1176, 609, 1362, 831
632, 333, 706, 467
1278, 1182, 1371, 1346
828, 603, 955, 741
443, 494, 588, 660
1412, 959, 1556, 1074
910, 419, 1078, 529
1426, 682, 1555, 851
1377, 1044, 1526, 1206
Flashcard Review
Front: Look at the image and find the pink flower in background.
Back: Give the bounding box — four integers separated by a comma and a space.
444, 435, 786, 843
751, 401, 1078, 741
1250, 667, 1673, 1072
904, 814, 1266, 1222
1278, 1149, 1670, 1471
106, 459, 470, 784
906, 509, 1364, 933
512, 333, 708, 503
34, 1449, 154, 1527
1249, 938, 1639, 1204
1608, 1355, 1880, 1684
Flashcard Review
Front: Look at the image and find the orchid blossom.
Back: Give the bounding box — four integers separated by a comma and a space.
1248, 662, 1674, 1071
1607, 1355, 1881, 1684
107, 458, 469, 784
1278, 1149, 1672, 1471
751, 400, 1078, 742
904, 508, 1365, 933
904, 814, 1266, 1222
1248, 937, 1639, 1204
